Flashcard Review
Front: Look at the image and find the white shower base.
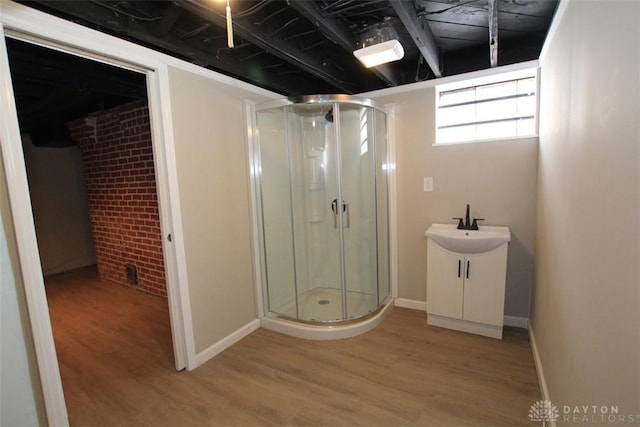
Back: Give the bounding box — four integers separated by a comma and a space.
274, 287, 379, 322
261, 288, 393, 340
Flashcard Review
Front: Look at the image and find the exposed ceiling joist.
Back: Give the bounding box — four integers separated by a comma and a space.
489, 0, 498, 67
288, 0, 400, 87
180, 0, 361, 93
10, 0, 559, 112
151, 5, 184, 37
287, 0, 354, 53
19, 0, 335, 95
390, 0, 442, 78
6, 1, 559, 145
8, 50, 145, 101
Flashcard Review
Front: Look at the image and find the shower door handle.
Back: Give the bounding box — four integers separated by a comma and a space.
344, 202, 350, 228
331, 199, 349, 228
331, 199, 339, 228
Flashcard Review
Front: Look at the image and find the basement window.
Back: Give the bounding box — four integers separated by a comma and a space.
435, 68, 538, 145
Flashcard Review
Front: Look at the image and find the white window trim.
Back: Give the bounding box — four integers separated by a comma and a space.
434, 67, 540, 146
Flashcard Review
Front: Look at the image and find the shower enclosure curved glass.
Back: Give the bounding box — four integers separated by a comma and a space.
253, 95, 390, 325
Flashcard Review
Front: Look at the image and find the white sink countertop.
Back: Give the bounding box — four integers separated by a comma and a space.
425, 223, 511, 254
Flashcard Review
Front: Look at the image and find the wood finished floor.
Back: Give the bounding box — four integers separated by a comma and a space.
46, 267, 540, 426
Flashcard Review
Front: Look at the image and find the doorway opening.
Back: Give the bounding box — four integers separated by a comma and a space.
5, 36, 176, 420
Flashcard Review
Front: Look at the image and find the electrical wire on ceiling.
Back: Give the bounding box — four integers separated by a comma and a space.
264, 17, 300, 39
284, 29, 316, 41
321, 0, 388, 17
255, 5, 289, 26
232, 0, 270, 19
88, 0, 163, 21
414, 56, 432, 82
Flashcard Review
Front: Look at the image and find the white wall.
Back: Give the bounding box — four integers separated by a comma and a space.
167, 66, 272, 353
370, 87, 538, 318
21, 135, 95, 276
0, 156, 46, 426
533, 0, 640, 420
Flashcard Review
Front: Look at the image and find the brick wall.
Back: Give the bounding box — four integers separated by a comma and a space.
68, 101, 166, 298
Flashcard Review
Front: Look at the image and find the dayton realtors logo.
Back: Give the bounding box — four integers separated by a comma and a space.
562, 405, 638, 424
529, 400, 560, 425
529, 400, 639, 424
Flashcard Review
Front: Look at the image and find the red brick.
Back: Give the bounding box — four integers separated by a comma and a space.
68, 101, 166, 299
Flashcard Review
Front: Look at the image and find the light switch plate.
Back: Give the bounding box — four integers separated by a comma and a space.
423, 177, 433, 192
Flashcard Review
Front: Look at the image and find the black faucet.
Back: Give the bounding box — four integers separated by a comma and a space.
453, 204, 484, 230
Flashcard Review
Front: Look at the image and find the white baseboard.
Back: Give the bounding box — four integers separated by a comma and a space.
193, 319, 260, 369
394, 298, 529, 330
428, 313, 503, 339
504, 315, 529, 329
529, 325, 556, 426
394, 298, 427, 311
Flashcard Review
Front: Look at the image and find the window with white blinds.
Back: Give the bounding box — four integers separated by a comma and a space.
435, 70, 538, 144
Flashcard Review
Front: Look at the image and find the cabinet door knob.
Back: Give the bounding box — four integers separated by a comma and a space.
466, 260, 470, 279
458, 260, 461, 278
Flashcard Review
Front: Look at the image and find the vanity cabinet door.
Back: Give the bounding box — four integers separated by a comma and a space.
462, 244, 508, 326
426, 240, 463, 319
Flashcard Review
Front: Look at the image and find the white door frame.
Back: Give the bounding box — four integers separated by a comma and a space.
0, 3, 197, 425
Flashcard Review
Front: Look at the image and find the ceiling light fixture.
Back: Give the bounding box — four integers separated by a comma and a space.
353, 20, 404, 68
353, 39, 404, 68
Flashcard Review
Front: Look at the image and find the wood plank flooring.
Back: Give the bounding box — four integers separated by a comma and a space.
46, 267, 540, 426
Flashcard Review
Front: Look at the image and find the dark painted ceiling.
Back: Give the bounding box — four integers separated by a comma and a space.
7, 0, 558, 146
6, 38, 146, 147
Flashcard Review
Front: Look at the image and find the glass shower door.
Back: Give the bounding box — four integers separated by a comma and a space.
256, 107, 298, 317
287, 104, 343, 321
338, 104, 379, 319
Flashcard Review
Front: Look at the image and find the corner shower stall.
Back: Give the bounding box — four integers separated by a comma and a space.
251, 95, 392, 338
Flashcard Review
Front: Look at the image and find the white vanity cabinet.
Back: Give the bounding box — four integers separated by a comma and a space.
425, 224, 510, 339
